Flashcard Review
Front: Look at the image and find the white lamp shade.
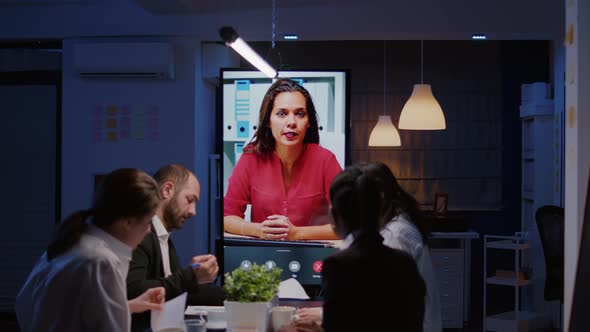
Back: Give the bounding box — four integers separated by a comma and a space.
368, 115, 401, 147
398, 84, 446, 130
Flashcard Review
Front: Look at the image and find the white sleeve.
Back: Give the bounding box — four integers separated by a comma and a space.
381, 219, 423, 260
81, 258, 129, 332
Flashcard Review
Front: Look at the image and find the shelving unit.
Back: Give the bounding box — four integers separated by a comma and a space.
483, 234, 546, 332
519, 82, 555, 320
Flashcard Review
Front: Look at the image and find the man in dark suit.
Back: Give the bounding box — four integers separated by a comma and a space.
127, 164, 226, 332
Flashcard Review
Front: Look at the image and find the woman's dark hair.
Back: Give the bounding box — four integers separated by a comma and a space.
245, 78, 320, 158
329, 165, 384, 240
47, 168, 161, 260
359, 162, 428, 243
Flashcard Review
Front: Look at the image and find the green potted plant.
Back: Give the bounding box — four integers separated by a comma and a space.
223, 263, 282, 331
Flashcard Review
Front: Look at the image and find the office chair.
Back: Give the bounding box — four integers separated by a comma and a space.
535, 205, 564, 303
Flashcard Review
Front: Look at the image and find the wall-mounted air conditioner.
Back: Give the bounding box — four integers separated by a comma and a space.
73, 42, 175, 79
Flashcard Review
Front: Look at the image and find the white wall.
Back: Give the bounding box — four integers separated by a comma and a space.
61, 36, 218, 262
564, 0, 590, 329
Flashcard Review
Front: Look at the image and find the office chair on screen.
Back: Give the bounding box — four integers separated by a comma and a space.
535, 205, 564, 331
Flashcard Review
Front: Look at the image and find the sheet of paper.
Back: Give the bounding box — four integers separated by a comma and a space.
151, 292, 187, 332
278, 278, 310, 300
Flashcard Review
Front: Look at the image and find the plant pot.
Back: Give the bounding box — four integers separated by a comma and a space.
224, 300, 271, 331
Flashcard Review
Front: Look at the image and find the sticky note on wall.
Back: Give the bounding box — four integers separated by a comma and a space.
566, 24, 575, 45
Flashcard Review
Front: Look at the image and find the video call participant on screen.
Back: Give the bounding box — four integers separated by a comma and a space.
127, 164, 225, 332
224, 78, 342, 241
295, 164, 426, 332
16, 168, 166, 332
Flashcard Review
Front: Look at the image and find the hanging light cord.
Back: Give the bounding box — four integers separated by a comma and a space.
421, 40, 424, 84
383, 40, 387, 116
271, 0, 277, 50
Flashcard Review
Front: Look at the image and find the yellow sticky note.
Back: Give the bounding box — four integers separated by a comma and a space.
566, 24, 574, 45
568, 106, 575, 128
106, 131, 118, 142
106, 118, 117, 129
106, 105, 118, 116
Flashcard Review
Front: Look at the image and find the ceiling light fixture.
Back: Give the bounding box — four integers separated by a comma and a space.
369, 41, 401, 147
398, 40, 446, 130
219, 26, 278, 79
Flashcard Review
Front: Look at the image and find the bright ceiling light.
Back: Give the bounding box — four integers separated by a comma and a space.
219, 26, 278, 79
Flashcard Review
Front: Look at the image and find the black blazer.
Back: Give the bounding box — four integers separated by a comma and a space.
321, 234, 426, 332
127, 228, 225, 332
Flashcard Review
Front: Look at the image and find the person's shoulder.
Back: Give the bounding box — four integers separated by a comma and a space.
78, 233, 127, 267
385, 215, 419, 235
305, 144, 338, 164
322, 250, 351, 272
238, 148, 271, 166
306, 143, 334, 155
385, 216, 423, 242
380, 244, 415, 264
53, 247, 110, 278
328, 246, 365, 264
238, 150, 259, 161
135, 230, 158, 251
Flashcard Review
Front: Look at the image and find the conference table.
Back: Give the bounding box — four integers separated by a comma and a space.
184, 300, 322, 331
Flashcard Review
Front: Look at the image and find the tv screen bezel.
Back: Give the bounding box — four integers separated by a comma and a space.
216, 68, 351, 285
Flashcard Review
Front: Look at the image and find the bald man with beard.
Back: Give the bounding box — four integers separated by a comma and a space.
127, 164, 226, 332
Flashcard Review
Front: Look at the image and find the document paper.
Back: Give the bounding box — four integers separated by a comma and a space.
279, 278, 310, 300
151, 292, 187, 331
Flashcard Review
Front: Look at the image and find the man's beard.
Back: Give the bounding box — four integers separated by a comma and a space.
163, 199, 185, 231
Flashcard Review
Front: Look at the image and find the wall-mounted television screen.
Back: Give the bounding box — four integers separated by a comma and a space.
219, 69, 349, 287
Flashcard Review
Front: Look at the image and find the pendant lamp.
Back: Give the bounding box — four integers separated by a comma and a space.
369, 41, 401, 147
398, 40, 446, 130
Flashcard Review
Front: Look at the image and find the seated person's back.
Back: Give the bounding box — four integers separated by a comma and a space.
323, 234, 425, 331
321, 164, 425, 332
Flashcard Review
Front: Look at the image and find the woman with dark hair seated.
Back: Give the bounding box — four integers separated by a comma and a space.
16, 168, 166, 332
358, 161, 441, 332
319, 163, 425, 331
297, 162, 440, 331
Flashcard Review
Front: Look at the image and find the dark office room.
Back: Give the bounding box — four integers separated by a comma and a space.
0, 1, 588, 332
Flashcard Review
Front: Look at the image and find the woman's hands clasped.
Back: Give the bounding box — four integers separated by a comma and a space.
259, 215, 298, 240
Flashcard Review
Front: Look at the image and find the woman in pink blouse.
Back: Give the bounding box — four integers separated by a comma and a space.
224, 78, 342, 240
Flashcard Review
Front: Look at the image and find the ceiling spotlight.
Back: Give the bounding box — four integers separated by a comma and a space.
472, 34, 487, 40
